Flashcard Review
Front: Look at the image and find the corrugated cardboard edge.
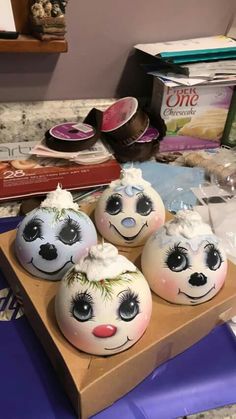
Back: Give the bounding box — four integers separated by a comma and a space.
1, 228, 236, 419
79, 293, 236, 418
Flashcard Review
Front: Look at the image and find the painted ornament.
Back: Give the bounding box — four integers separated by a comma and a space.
141, 210, 228, 305
55, 242, 152, 355
15, 186, 97, 280
94, 167, 165, 246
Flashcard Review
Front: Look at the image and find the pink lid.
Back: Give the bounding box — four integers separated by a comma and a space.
136, 126, 159, 143
101, 97, 138, 132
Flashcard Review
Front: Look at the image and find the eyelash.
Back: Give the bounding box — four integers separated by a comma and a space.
65, 216, 81, 230
165, 243, 191, 269
106, 194, 123, 205
165, 243, 188, 257
24, 217, 44, 240
118, 289, 140, 305
70, 291, 94, 317
205, 243, 223, 260
137, 192, 152, 202
56, 216, 81, 240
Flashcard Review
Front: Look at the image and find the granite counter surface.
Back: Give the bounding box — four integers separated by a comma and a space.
0, 98, 115, 143
0, 99, 236, 419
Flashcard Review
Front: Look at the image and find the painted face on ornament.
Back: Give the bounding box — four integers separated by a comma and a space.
15, 187, 97, 281
94, 168, 165, 246
141, 210, 228, 305
55, 243, 152, 355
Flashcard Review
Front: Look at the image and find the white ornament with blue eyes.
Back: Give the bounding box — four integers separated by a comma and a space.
55, 243, 152, 355
15, 186, 97, 280
94, 168, 165, 246
141, 210, 228, 305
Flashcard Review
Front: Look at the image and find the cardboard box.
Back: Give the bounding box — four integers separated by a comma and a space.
0, 142, 121, 201
151, 78, 235, 152
222, 87, 236, 147
0, 208, 236, 419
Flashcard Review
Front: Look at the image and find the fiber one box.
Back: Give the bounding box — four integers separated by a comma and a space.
0, 207, 236, 419
151, 78, 235, 152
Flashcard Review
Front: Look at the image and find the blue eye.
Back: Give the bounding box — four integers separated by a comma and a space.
205, 243, 222, 271
105, 194, 122, 215
165, 244, 190, 272
118, 289, 140, 321
23, 218, 43, 242
71, 291, 94, 322
58, 216, 81, 245
136, 194, 153, 216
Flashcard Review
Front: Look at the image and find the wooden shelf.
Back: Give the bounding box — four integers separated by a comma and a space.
0, 34, 68, 53
0, 0, 68, 53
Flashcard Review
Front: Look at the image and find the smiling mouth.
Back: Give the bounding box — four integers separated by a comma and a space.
178, 285, 216, 301
29, 256, 74, 275
109, 222, 147, 242
104, 336, 132, 351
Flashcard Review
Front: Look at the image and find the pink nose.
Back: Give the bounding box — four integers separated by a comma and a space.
92, 324, 117, 338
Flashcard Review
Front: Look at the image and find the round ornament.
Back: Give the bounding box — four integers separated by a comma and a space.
15, 186, 97, 281
55, 243, 152, 355
141, 210, 228, 305
94, 167, 165, 246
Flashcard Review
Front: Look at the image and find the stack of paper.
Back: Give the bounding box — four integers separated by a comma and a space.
135, 35, 236, 87
30, 139, 113, 165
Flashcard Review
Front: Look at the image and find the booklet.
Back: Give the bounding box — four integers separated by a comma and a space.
0, 141, 120, 201
135, 35, 236, 63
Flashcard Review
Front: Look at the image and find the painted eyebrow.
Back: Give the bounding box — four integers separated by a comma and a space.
173, 243, 189, 252
204, 242, 215, 249
116, 288, 129, 297
33, 217, 45, 223
179, 246, 188, 251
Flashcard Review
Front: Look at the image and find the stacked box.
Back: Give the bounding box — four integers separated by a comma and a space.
222, 88, 236, 147
151, 78, 235, 152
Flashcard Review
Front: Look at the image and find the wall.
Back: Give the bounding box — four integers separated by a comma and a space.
0, 0, 235, 102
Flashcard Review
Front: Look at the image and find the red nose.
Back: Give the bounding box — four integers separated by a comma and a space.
92, 324, 117, 338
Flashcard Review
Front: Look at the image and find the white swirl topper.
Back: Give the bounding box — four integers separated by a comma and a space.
110, 168, 151, 191
40, 184, 79, 211
74, 242, 137, 281
165, 210, 213, 239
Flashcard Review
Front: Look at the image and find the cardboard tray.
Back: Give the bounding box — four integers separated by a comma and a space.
0, 209, 236, 419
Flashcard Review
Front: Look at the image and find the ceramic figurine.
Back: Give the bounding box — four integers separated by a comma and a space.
55, 243, 152, 355
15, 185, 97, 281
51, 2, 63, 17
43, 1, 53, 17
141, 210, 228, 305
94, 167, 165, 247
58, 0, 68, 13
31, 1, 45, 18
50, 0, 68, 15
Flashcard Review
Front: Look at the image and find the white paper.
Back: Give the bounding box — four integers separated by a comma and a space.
155, 75, 236, 88
135, 36, 236, 57
30, 139, 113, 164
147, 72, 208, 86
0, 0, 16, 31
182, 60, 236, 78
